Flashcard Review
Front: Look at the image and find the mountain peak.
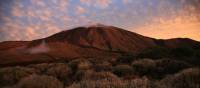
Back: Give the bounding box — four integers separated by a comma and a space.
87, 23, 109, 28
82, 23, 112, 28
44, 25, 156, 52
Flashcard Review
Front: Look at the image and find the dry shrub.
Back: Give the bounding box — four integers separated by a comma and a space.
77, 61, 92, 71
0, 66, 38, 87
83, 71, 119, 81
75, 70, 119, 81
131, 58, 190, 79
28, 63, 52, 73
67, 77, 151, 88
67, 79, 122, 88
112, 64, 134, 77
132, 59, 156, 69
131, 59, 156, 75
46, 63, 72, 83
94, 61, 112, 72
123, 77, 151, 88
14, 74, 64, 88
68, 59, 82, 68
68, 59, 92, 71
117, 54, 136, 64
155, 59, 190, 73
158, 68, 200, 88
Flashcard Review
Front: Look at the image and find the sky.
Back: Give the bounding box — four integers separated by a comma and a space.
0, 0, 200, 42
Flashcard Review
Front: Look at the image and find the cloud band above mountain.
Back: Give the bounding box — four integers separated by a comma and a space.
0, 0, 199, 41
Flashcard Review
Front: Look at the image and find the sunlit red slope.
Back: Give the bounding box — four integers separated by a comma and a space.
0, 25, 199, 66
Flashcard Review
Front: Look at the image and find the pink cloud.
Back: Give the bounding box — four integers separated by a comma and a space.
11, 1, 25, 17
80, 0, 112, 8
76, 6, 86, 14
30, 0, 46, 7
1, 15, 61, 41
0, 0, 72, 41
122, 0, 131, 4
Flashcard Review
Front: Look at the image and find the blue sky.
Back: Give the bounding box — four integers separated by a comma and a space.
0, 0, 200, 41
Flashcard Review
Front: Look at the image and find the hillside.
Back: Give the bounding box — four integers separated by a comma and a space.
0, 25, 200, 66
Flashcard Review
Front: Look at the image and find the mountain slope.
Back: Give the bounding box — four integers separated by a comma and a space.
0, 25, 200, 66
43, 26, 156, 52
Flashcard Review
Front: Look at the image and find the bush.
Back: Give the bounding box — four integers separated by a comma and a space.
158, 68, 200, 88
131, 59, 156, 76
94, 61, 112, 72
77, 61, 92, 71
28, 63, 53, 73
123, 77, 151, 88
112, 64, 134, 77
46, 63, 72, 84
170, 47, 194, 57
131, 58, 190, 79
74, 70, 119, 81
67, 77, 151, 88
84, 71, 119, 81
68, 59, 92, 71
67, 79, 122, 88
117, 54, 136, 64
154, 59, 191, 78
14, 74, 64, 88
0, 66, 38, 87
137, 46, 170, 59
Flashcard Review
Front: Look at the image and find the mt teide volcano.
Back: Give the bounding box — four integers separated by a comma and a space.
44, 25, 156, 52
0, 25, 200, 66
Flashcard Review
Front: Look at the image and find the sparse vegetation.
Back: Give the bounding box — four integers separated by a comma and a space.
77, 60, 92, 71
137, 46, 170, 59
132, 59, 156, 76
137, 46, 200, 66
0, 56, 198, 88
93, 61, 112, 72
46, 63, 72, 85
158, 68, 200, 88
28, 63, 52, 73
112, 64, 134, 77
0, 66, 38, 87
131, 58, 191, 79
67, 77, 151, 88
14, 74, 64, 88
155, 59, 191, 74
68, 59, 91, 71
117, 53, 136, 64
